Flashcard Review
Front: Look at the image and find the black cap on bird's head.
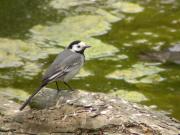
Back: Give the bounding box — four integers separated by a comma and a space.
67, 40, 91, 54
67, 40, 81, 49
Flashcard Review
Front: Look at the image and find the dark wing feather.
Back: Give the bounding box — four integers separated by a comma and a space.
43, 49, 83, 82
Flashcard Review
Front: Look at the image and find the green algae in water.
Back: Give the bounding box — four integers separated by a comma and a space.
84, 38, 118, 59
0, 52, 23, 68
0, 38, 49, 79
106, 62, 165, 84
0, 87, 29, 101
29, 15, 119, 59
101, 0, 180, 120
0, 38, 48, 66
110, 89, 148, 102
139, 74, 164, 84
29, 15, 111, 43
17, 62, 43, 80
49, 0, 94, 10
75, 68, 94, 78
95, 9, 123, 23
111, 1, 144, 13
99, 54, 128, 61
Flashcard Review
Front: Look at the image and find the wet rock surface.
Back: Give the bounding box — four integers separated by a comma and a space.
0, 88, 180, 134
139, 44, 180, 64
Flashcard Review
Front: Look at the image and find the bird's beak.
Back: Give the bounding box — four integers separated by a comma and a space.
84, 45, 91, 48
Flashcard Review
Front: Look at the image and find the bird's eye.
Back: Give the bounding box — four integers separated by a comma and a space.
77, 45, 80, 48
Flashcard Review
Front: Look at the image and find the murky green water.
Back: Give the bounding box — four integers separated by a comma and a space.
0, 0, 180, 120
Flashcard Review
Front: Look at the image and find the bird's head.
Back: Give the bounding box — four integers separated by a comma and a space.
67, 40, 91, 54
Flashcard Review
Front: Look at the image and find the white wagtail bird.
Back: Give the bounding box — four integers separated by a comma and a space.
19, 40, 91, 111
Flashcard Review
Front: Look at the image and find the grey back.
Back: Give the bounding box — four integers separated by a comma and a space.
43, 49, 83, 82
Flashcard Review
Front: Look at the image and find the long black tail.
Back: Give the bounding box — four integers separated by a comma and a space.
19, 83, 47, 111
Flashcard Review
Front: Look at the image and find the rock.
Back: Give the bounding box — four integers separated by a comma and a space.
139, 44, 180, 64
0, 92, 22, 116
0, 88, 180, 134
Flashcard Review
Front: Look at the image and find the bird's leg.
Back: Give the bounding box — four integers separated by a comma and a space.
56, 81, 60, 91
64, 82, 74, 91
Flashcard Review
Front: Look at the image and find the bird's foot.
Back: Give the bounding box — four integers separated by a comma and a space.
69, 88, 75, 91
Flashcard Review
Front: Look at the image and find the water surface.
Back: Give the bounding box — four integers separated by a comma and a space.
0, 0, 179, 120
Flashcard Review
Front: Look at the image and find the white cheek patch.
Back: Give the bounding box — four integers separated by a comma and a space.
71, 45, 83, 52
70, 46, 77, 52
70, 42, 86, 52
